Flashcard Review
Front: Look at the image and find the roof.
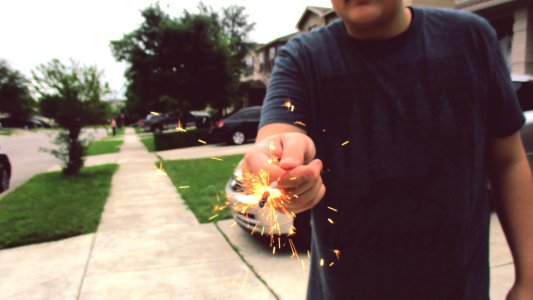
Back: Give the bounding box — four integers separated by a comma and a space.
455, 0, 516, 10
296, 6, 335, 31
256, 32, 300, 51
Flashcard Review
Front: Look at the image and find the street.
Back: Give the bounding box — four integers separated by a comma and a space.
0, 128, 107, 192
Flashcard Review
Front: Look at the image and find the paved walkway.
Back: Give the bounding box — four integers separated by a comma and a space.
0, 129, 273, 299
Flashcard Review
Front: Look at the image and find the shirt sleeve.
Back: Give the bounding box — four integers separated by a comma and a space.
259, 38, 310, 130
484, 24, 525, 137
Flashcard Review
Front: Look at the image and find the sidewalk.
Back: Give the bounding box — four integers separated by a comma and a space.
0, 129, 274, 300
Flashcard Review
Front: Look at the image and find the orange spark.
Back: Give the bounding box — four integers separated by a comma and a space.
333, 249, 341, 260
327, 206, 338, 212
294, 121, 306, 127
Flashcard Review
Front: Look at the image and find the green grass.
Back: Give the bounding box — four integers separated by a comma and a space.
0, 164, 118, 249
0, 129, 14, 136
163, 154, 244, 223
85, 139, 123, 156
140, 136, 155, 152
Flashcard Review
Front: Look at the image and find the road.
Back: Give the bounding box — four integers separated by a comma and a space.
0, 128, 107, 192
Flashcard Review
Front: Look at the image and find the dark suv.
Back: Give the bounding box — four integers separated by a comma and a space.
209, 106, 261, 145
142, 111, 211, 134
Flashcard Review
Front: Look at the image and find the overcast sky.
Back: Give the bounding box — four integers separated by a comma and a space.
0, 0, 332, 99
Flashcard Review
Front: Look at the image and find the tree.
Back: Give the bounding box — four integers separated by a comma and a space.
111, 3, 254, 119
32, 58, 110, 176
0, 60, 35, 118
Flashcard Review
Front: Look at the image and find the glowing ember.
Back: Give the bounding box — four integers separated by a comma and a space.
333, 249, 341, 260
176, 119, 187, 132
198, 139, 207, 144
327, 206, 338, 212
341, 140, 350, 146
320, 259, 324, 267
327, 218, 335, 224
282, 99, 295, 112
150, 111, 160, 116
294, 121, 306, 127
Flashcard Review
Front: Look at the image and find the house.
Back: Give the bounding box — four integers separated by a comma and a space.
240, 1, 532, 107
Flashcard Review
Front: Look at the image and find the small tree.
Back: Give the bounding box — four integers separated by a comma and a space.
0, 59, 35, 118
32, 59, 110, 175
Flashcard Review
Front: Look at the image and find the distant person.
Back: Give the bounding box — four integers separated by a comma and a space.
110, 119, 117, 136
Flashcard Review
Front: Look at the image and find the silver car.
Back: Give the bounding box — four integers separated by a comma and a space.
225, 161, 311, 243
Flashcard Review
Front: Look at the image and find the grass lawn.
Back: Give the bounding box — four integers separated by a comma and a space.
0, 164, 118, 249
0, 129, 14, 136
163, 154, 243, 223
85, 139, 123, 156
140, 135, 155, 152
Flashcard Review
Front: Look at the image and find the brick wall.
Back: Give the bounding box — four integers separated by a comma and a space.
510, 3, 533, 75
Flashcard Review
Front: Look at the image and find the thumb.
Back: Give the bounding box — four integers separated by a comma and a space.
279, 133, 313, 170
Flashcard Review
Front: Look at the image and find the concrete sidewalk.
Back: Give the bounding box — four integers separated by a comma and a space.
0, 129, 274, 300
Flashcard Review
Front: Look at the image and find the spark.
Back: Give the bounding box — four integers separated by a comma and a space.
301, 260, 306, 269
289, 239, 299, 260
198, 139, 207, 144
327, 218, 335, 224
329, 262, 335, 267
150, 111, 160, 116
282, 99, 295, 112
294, 121, 306, 127
230, 222, 237, 228
261, 226, 265, 236
210, 157, 223, 161
320, 259, 324, 267
176, 119, 187, 132
178, 185, 190, 189
269, 141, 276, 154
239, 272, 249, 291
333, 249, 341, 260
327, 206, 338, 212
289, 177, 297, 180
341, 140, 350, 146
208, 214, 218, 220
322, 128, 327, 133
307, 250, 311, 258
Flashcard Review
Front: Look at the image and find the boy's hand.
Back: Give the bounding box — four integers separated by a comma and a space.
243, 132, 325, 214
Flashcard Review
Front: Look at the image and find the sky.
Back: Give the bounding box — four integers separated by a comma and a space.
0, 0, 332, 99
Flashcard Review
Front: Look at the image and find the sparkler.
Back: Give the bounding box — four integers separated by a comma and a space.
258, 170, 289, 208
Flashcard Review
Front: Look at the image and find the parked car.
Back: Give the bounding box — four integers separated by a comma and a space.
210, 106, 261, 145
513, 74, 533, 111
0, 117, 41, 129
0, 147, 11, 193
521, 110, 533, 171
142, 111, 211, 134
225, 160, 311, 246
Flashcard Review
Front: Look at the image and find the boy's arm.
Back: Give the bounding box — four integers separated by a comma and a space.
487, 132, 533, 297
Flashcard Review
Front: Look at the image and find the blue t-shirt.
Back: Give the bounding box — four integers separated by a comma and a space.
260, 7, 525, 300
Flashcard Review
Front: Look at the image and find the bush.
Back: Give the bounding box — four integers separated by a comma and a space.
153, 128, 210, 151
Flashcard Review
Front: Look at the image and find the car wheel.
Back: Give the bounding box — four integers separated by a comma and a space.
231, 131, 245, 145
153, 126, 162, 134
0, 168, 9, 193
